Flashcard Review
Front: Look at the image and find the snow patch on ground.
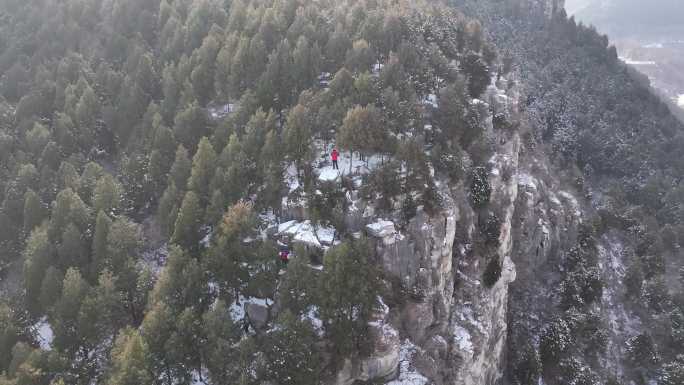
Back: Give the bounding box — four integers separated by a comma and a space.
140, 243, 168, 276
423, 93, 438, 108
190, 369, 211, 385
285, 164, 300, 193
455, 304, 486, 335
386, 340, 429, 385
620, 57, 657, 66
558, 191, 581, 218
229, 300, 246, 321
598, 233, 642, 379
452, 324, 474, 354
318, 167, 340, 182
35, 317, 53, 350
199, 228, 212, 248
517, 173, 537, 191
302, 306, 324, 337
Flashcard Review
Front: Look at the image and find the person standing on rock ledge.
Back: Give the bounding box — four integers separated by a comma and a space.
331, 148, 339, 170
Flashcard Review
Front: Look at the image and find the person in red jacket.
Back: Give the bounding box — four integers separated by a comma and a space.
331, 148, 339, 170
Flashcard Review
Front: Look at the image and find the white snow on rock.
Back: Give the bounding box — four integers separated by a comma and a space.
244, 296, 272, 307
453, 324, 473, 354
316, 226, 336, 246
366, 220, 396, 238
277, 220, 299, 234
35, 317, 53, 350
228, 296, 273, 322
386, 340, 429, 385
208, 103, 235, 119
294, 228, 321, 248
277, 220, 336, 249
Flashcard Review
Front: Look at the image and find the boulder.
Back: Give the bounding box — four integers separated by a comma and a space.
245, 302, 269, 330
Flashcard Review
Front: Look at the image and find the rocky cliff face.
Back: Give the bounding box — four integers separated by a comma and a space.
331, 76, 590, 385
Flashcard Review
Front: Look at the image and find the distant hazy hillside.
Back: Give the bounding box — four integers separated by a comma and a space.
568, 0, 684, 37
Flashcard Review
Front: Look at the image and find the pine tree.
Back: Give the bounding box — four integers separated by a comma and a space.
187, 137, 217, 204
93, 269, 126, 335
75, 84, 100, 148
92, 174, 121, 215
353, 72, 378, 106
345, 39, 375, 73
170, 145, 192, 191
25, 122, 50, 155
161, 64, 180, 123
107, 328, 152, 385
151, 245, 208, 313
278, 254, 317, 316
173, 103, 208, 151
539, 318, 571, 368
23, 227, 53, 315
191, 34, 220, 106
328, 67, 354, 99
79, 162, 105, 205
141, 301, 177, 384
283, 104, 313, 176
319, 238, 379, 357
91, 211, 112, 280
57, 223, 86, 270
23, 189, 43, 234
53, 268, 89, 356
292, 36, 320, 93
16, 164, 39, 193
171, 191, 203, 252
56, 165, 80, 198
0, 303, 23, 374
205, 188, 226, 226
169, 308, 205, 382
262, 311, 321, 385
105, 217, 141, 274
149, 149, 167, 194
39, 266, 63, 314
462, 52, 490, 98
120, 154, 151, 215
259, 130, 284, 211
203, 299, 240, 384
470, 167, 491, 208
207, 202, 255, 301
337, 104, 384, 173
660, 355, 684, 385
436, 82, 468, 141
54, 112, 77, 154
158, 182, 180, 238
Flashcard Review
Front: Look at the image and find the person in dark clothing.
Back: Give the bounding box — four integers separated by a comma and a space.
331, 148, 339, 170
